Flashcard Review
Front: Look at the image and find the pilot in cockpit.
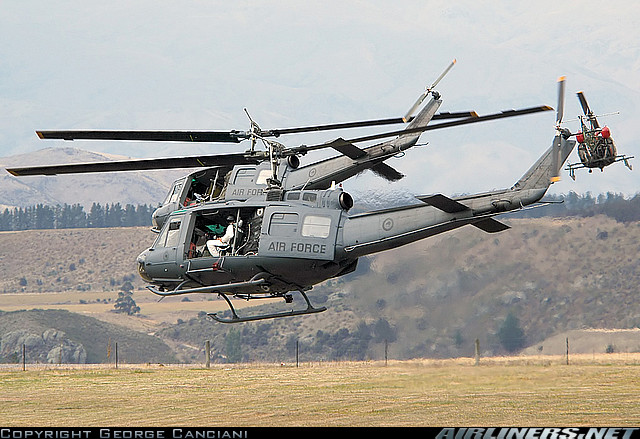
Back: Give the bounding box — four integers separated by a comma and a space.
206, 215, 237, 256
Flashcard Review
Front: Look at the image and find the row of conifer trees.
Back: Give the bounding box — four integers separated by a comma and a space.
0, 203, 155, 231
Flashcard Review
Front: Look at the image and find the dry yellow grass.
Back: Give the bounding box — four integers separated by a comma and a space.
1, 355, 639, 427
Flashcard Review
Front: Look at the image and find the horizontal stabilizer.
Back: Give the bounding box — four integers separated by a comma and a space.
326, 138, 367, 159
419, 194, 469, 213
472, 218, 510, 233
370, 162, 404, 181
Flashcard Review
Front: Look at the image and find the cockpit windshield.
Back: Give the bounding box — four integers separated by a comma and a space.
163, 177, 186, 205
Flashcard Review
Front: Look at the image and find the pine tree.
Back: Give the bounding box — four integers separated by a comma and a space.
498, 312, 525, 352
225, 328, 243, 363
113, 290, 140, 315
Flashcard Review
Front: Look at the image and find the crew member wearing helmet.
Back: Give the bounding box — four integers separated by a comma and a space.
206, 215, 236, 256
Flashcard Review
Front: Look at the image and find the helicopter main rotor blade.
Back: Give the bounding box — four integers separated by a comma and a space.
267, 117, 411, 137
19, 106, 552, 176
301, 105, 553, 151
36, 130, 245, 143
576, 91, 591, 116
293, 105, 551, 156
576, 92, 600, 129
266, 111, 478, 137
432, 111, 479, 120
35, 112, 478, 145
6, 152, 264, 176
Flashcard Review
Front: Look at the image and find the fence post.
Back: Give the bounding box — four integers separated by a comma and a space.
22, 344, 26, 371
475, 339, 480, 366
296, 340, 299, 368
566, 337, 569, 365
385, 339, 388, 366
115, 342, 118, 369
205, 340, 211, 368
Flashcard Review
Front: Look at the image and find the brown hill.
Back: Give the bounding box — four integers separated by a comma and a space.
1, 215, 639, 362
0, 226, 154, 294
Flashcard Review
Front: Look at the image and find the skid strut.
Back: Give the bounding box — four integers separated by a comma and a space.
208, 290, 327, 323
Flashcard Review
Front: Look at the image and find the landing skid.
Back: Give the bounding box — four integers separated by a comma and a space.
566, 155, 633, 180
208, 290, 327, 323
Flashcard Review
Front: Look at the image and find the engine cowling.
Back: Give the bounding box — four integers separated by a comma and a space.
576, 132, 584, 143
601, 126, 611, 139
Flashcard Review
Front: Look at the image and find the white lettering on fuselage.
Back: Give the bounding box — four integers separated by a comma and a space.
267, 241, 327, 254
230, 188, 263, 197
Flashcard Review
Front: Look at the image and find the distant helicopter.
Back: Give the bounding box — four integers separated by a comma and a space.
8, 64, 580, 323
562, 88, 633, 180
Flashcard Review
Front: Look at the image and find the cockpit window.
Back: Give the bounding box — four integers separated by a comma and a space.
154, 219, 182, 248
164, 178, 185, 204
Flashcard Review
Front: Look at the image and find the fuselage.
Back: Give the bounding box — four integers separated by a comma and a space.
137, 181, 550, 296
137, 93, 571, 299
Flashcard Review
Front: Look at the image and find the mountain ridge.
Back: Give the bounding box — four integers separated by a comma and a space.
0, 147, 184, 209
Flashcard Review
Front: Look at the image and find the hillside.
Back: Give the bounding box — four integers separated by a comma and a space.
0, 147, 183, 209
0, 226, 155, 294
0, 309, 176, 364
1, 215, 640, 363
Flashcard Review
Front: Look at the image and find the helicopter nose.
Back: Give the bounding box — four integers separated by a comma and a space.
137, 250, 153, 282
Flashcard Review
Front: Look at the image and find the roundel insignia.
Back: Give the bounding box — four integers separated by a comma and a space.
382, 218, 394, 231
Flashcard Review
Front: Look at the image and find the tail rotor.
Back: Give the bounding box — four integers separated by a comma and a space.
551, 76, 566, 183
403, 59, 456, 122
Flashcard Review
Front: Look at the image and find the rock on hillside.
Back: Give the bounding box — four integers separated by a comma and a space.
0, 309, 177, 364
1, 328, 87, 363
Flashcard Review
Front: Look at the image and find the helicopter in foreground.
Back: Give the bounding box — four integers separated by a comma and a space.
563, 89, 633, 180
8, 66, 580, 323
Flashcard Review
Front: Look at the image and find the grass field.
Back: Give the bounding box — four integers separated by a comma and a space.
1, 355, 639, 427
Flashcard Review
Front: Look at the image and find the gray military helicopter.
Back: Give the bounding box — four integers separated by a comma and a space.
562, 88, 633, 180
7, 64, 570, 323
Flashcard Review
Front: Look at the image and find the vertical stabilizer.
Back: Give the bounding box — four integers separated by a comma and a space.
513, 136, 575, 192
514, 76, 576, 192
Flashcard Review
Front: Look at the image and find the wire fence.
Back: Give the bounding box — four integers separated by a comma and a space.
4, 339, 640, 372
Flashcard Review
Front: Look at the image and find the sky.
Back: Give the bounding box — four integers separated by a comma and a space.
2, 1, 639, 201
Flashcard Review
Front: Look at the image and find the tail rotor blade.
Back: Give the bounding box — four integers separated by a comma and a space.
429, 58, 457, 91
403, 59, 456, 122
556, 76, 565, 126
403, 92, 429, 123
550, 135, 562, 183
